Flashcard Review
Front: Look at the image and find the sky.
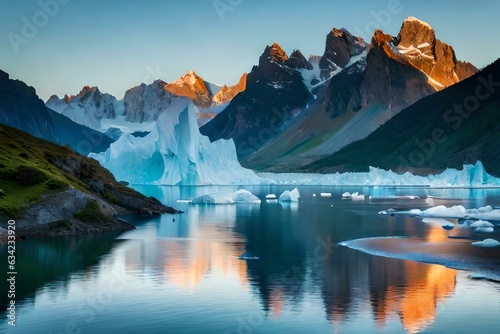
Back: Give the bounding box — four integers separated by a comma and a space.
0, 0, 499, 101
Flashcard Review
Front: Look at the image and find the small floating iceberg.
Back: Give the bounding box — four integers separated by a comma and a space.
472, 238, 500, 248
265, 193, 277, 200
176, 199, 192, 203
475, 227, 494, 233
192, 189, 261, 204
239, 256, 260, 260
341, 192, 352, 199
352, 193, 365, 201
383, 205, 500, 222
342, 191, 365, 201
279, 188, 300, 202
470, 220, 494, 228
320, 192, 332, 197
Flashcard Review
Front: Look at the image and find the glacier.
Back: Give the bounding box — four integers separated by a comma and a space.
89, 99, 261, 185
258, 161, 500, 187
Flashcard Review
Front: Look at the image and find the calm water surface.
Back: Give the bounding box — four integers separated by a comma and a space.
1, 185, 500, 333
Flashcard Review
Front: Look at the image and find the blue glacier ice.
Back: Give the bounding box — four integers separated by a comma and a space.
259, 161, 500, 187
192, 189, 261, 204
89, 101, 500, 187
89, 100, 261, 185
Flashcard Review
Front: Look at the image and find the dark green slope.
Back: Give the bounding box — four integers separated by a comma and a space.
0, 123, 180, 237
304, 59, 500, 176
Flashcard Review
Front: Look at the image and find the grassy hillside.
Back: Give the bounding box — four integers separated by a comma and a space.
303, 59, 500, 176
0, 123, 179, 236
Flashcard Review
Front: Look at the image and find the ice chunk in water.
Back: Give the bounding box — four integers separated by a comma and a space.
192, 189, 261, 204
471, 238, 500, 247
279, 188, 300, 202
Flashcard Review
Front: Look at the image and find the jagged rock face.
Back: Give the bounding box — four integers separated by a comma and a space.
324, 59, 366, 117
360, 30, 437, 111
123, 80, 178, 122
163, 70, 246, 108
212, 73, 247, 104
46, 86, 117, 129
200, 43, 313, 158
327, 18, 478, 118
164, 71, 213, 108
395, 16, 478, 89
283, 50, 313, 70
320, 28, 366, 79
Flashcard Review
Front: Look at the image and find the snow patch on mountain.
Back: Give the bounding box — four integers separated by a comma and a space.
46, 86, 117, 130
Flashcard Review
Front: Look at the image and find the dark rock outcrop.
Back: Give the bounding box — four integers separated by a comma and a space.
395, 16, 477, 89
283, 50, 313, 70
319, 28, 366, 79
200, 43, 314, 158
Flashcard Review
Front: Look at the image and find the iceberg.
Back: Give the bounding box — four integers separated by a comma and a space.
279, 188, 300, 202
191, 189, 261, 204
470, 220, 494, 228
382, 205, 500, 228
472, 239, 500, 248
475, 227, 494, 233
90, 101, 262, 185
420, 205, 467, 218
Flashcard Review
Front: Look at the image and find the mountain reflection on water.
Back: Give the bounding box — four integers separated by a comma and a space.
2, 185, 499, 333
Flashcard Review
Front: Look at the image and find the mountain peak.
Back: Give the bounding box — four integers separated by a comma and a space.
164, 71, 212, 108
397, 16, 435, 50
393, 16, 478, 88
319, 27, 366, 79
265, 43, 289, 63
212, 73, 247, 104
404, 16, 433, 30
79, 85, 97, 94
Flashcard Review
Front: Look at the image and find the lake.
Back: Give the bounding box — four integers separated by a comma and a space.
1, 185, 500, 333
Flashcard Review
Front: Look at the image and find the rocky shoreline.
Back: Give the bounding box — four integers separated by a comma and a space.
0, 186, 181, 243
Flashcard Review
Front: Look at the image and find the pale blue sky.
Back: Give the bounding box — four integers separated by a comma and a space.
1, 0, 498, 101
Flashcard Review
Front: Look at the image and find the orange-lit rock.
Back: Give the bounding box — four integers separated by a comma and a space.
164, 70, 213, 108
396, 16, 477, 89
212, 73, 247, 105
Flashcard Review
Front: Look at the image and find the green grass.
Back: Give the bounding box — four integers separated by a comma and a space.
74, 199, 109, 223
0, 124, 89, 219
104, 191, 122, 205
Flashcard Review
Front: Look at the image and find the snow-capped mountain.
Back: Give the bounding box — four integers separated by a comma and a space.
123, 80, 178, 123
303, 58, 500, 175
163, 70, 247, 109
199, 42, 315, 158
47, 71, 246, 132
319, 27, 367, 81
395, 16, 477, 89
206, 16, 477, 171
46, 86, 117, 130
